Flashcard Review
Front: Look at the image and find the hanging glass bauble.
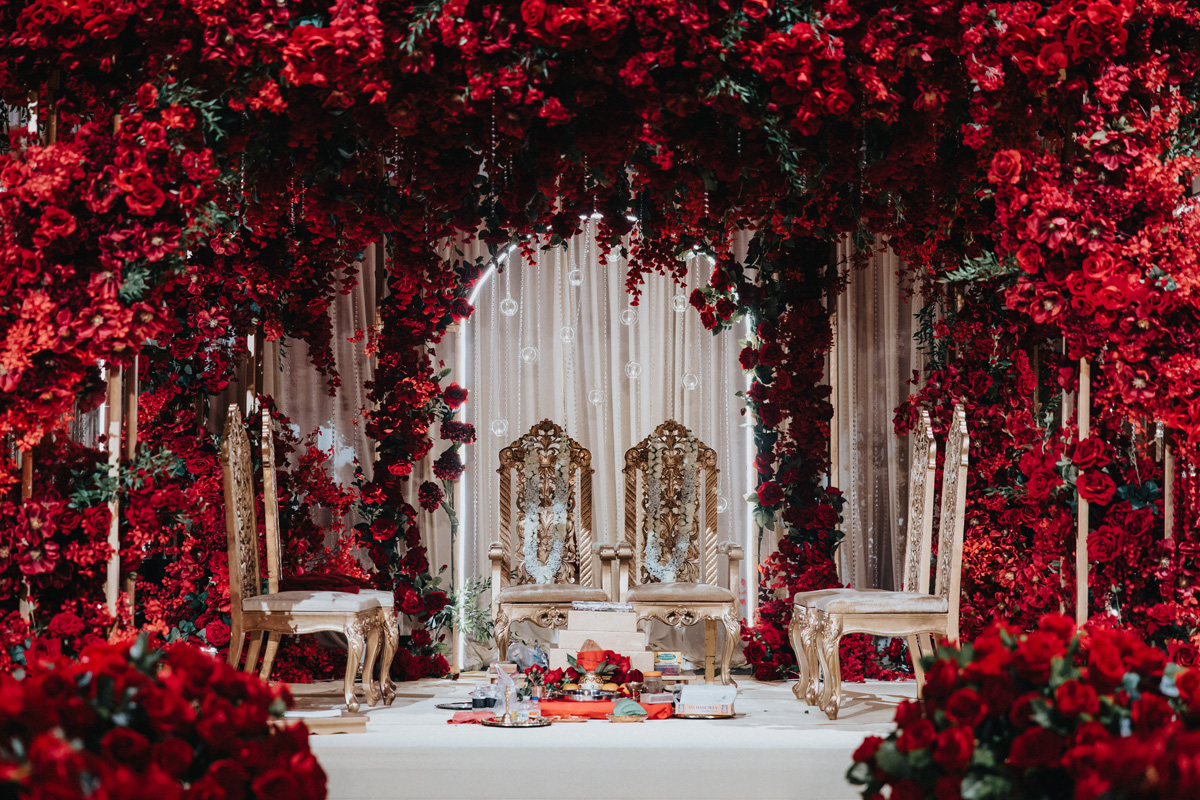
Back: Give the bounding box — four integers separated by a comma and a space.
716, 495, 729, 514
681, 372, 699, 391
624, 361, 643, 379
588, 389, 606, 406
559, 326, 576, 343
520, 346, 538, 363
500, 297, 518, 317
672, 294, 688, 312
490, 419, 509, 438
620, 308, 638, 326
568, 269, 584, 287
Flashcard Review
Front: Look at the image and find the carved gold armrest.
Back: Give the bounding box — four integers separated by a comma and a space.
717, 542, 744, 597
488, 543, 506, 618
596, 544, 616, 600
615, 542, 633, 603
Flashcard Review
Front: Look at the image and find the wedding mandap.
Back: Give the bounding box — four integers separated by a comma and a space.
3, 1, 1200, 799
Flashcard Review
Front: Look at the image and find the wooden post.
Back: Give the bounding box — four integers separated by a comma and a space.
122, 355, 139, 612
1165, 441, 1175, 540
104, 366, 123, 616
18, 449, 35, 623
1075, 358, 1090, 627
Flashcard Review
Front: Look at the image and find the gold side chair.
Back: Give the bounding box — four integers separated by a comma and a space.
618, 420, 743, 685
222, 405, 398, 712
489, 419, 611, 661
788, 408, 938, 705
809, 404, 970, 720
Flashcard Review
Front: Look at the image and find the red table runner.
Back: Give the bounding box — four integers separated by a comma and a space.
537, 700, 673, 720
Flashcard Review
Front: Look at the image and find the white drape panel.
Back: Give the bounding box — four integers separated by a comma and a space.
831, 242, 924, 591
433, 229, 755, 666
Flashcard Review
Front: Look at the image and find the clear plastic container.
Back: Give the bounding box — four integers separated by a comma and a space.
643, 671, 663, 694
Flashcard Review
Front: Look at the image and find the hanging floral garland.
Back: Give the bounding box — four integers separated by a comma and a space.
643, 433, 699, 583
520, 437, 572, 584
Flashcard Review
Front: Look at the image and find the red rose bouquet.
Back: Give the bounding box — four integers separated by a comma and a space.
849, 614, 1200, 800
0, 634, 326, 799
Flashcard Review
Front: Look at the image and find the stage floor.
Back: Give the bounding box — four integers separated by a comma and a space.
300, 675, 913, 800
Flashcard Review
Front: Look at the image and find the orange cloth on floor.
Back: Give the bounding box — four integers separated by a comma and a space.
447, 710, 497, 724
537, 700, 673, 720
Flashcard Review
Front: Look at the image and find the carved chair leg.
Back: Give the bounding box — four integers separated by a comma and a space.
789, 607, 810, 703
343, 621, 366, 713
802, 609, 822, 705
816, 612, 844, 721
719, 613, 739, 687
379, 608, 399, 705
243, 632, 265, 674
362, 617, 383, 707
258, 633, 282, 682
906, 635, 926, 698
494, 610, 511, 663
704, 619, 717, 684
228, 622, 245, 668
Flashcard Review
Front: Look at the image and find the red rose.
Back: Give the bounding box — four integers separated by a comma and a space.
1070, 438, 1109, 470
101, 728, 151, 768
1169, 641, 1198, 668
253, 768, 303, 800
1013, 631, 1062, 683
1055, 680, 1099, 716
521, 0, 546, 25
932, 725, 974, 772
988, 149, 1023, 185
1009, 727, 1064, 768
739, 346, 759, 370
123, 171, 166, 215
35, 207, 77, 244
450, 297, 473, 322
1076, 471, 1116, 505
754, 452, 775, 475
891, 781, 925, 800
742, 0, 771, 19
756, 481, 784, 507
945, 687, 986, 726
204, 620, 230, 647
410, 628, 432, 647
896, 718, 936, 752
1086, 634, 1126, 691
852, 735, 883, 762
425, 591, 449, 613
1087, 524, 1120, 562
47, 611, 85, 639
442, 383, 468, 409
1176, 668, 1200, 708
400, 589, 423, 614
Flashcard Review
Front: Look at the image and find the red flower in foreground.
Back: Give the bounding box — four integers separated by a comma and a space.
1076, 471, 1117, 504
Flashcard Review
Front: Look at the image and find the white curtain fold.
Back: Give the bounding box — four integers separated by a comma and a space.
832, 242, 924, 591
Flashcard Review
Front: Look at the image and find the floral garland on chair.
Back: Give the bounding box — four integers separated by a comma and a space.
643, 433, 699, 583
520, 438, 572, 584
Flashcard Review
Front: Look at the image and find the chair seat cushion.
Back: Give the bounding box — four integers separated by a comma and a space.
627, 582, 734, 604
793, 587, 887, 607
496, 583, 608, 604
810, 590, 948, 615
243, 589, 392, 614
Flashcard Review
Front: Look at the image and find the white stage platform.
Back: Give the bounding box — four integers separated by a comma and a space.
301, 676, 913, 800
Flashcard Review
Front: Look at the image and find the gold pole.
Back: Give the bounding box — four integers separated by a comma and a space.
1164, 441, 1175, 540
104, 366, 123, 617
1075, 357, 1090, 627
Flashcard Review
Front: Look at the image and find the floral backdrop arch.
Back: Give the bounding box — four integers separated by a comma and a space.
0, 0, 1198, 684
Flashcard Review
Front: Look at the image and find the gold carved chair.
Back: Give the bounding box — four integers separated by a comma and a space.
618, 420, 743, 685
809, 404, 970, 719
222, 405, 398, 712
788, 408, 937, 705
489, 419, 609, 661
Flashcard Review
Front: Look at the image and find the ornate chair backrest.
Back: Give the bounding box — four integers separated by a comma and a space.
900, 409, 938, 595
260, 408, 282, 595
221, 404, 261, 613
623, 420, 719, 586
496, 419, 595, 588
934, 404, 970, 641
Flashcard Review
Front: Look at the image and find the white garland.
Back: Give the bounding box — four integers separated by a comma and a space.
520, 438, 571, 584
644, 433, 699, 583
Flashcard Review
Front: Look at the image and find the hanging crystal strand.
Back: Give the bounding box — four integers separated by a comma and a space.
489, 255, 506, 439
237, 152, 246, 226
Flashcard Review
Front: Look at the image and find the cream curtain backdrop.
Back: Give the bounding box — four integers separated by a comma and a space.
436, 228, 757, 668
830, 242, 925, 592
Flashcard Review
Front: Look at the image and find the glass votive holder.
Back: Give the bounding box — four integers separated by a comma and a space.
642, 671, 663, 694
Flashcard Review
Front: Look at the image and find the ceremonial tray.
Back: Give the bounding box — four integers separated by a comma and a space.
479, 716, 552, 728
